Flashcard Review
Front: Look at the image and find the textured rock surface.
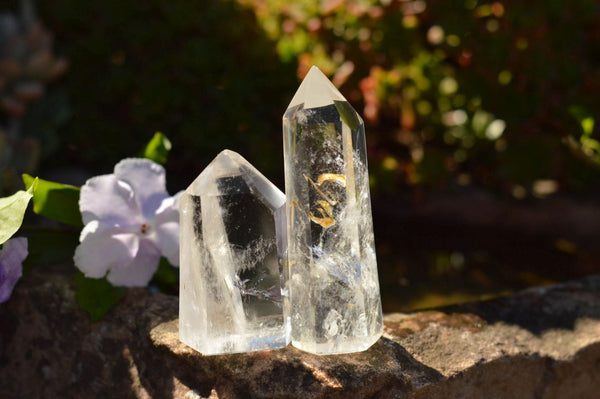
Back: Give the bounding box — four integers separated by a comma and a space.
1, 270, 599, 398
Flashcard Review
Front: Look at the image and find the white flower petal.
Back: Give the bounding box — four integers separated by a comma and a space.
114, 158, 170, 219
79, 220, 100, 242
74, 225, 139, 279
106, 239, 161, 287
79, 174, 141, 226
158, 194, 181, 217
154, 192, 179, 215
153, 194, 181, 266
172, 190, 183, 208
155, 221, 179, 266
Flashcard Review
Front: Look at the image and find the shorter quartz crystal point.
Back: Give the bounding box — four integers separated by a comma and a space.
179, 150, 289, 355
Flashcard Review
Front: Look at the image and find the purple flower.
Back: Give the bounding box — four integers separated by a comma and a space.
74, 158, 181, 287
0, 237, 28, 303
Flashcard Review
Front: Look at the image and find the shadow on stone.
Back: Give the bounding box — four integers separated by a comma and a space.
0, 272, 141, 398
2, 270, 599, 398
411, 342, 600, 399
442, 275, 600, 335
147, 317, 444, 398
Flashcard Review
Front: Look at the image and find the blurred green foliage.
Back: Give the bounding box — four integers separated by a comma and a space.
238, 0, 600, 196
8, 0, 598, 311
38, 0, 297, 189
31, 0, 600, 198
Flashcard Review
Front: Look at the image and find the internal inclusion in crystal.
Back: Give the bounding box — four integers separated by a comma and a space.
283, 66, 383, 355
179, 150, 289, 355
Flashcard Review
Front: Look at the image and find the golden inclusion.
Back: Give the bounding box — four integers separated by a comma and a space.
282, 66, 383, 355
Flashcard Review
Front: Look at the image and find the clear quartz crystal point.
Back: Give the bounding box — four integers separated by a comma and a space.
283, 66, 383, 355
179, 150, 289, 355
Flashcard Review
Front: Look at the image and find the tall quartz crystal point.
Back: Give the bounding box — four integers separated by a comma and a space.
283, 66, 383, 355
179, 150, 289, 355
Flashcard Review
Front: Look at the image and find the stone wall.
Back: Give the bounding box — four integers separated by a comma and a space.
1, 270, 599, 398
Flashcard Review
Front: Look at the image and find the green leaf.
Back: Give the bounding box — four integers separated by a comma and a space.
563, 135, 600, 170
141, 132, 172, 164
569, 105, 595, 136
23, 174, 83, 227
149, 257, 179, 294
581, 117, 595, 137
75, 272, 127, 322
0, 178, 37, 245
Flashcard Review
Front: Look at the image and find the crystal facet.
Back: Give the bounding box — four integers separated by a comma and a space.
283, 66, 383, 355
179, 150, 289, 355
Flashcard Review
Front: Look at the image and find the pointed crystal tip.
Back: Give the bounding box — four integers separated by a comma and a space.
185, 149, 285, 207
209, 149, 246, 173
185, 150, 245, 196
287, 66, 347, 110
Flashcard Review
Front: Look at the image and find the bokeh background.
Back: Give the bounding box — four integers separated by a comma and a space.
3, 0, 600, 311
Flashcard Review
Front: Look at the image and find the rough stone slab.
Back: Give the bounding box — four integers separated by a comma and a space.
1, 270, 599, 398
